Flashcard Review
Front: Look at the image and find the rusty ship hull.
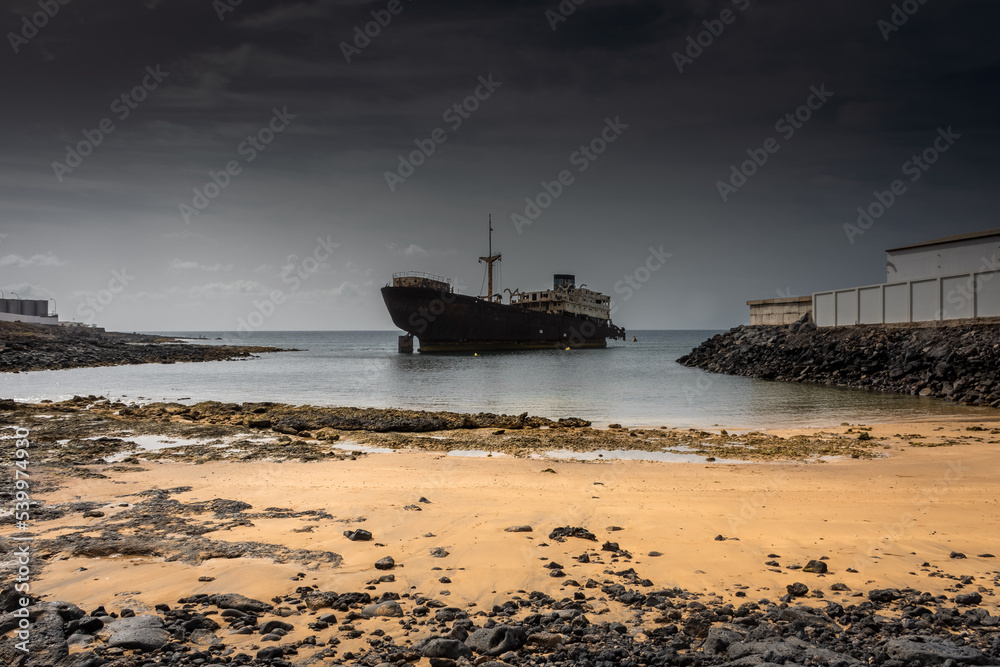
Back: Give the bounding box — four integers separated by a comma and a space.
381, 285, 625, 352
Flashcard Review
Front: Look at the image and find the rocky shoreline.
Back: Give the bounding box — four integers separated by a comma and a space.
0, 322, 285, 373
3, 556, 998, 667
0, 397, 905, 466
678, 322, 1000, 408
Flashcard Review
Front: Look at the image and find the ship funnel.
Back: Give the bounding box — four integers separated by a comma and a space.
553, 274, 575, 290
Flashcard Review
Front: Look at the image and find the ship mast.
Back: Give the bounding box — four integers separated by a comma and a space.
478, 215, 502, 302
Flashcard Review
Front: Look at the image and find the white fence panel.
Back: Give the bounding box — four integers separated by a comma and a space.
976, 271, 1000, 317
910, 279, 939, 322
942, 275, 975, 320
883, 283, 908, 323
815, 292, 835, 327
836, 290, 858, 326
859, 286, 882, 324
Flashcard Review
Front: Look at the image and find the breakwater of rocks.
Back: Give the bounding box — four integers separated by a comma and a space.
678, 321, 1000, 408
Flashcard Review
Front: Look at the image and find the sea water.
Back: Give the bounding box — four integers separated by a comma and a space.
3, 330, 989, 429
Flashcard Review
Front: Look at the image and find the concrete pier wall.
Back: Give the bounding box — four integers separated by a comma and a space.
747, 296, 813, 325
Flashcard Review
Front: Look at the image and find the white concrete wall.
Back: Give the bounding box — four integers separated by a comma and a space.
747, 297, 813, 325
887, 236, 1000, 282
835, 291, 857, 326
911, 280, 938, 321
884, 283, 908, 323
942, 275, 974, 319
0, 312, 59, 325
979, 271, 1000, 317
859, 287, 881, 323
815, 293, 835, 327
815, 267, 1000, 326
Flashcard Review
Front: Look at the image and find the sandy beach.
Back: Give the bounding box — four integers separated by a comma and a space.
3, 400, 999, 665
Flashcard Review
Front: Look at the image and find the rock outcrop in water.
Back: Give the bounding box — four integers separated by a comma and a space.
678, 321, 1000, 407
0, 321, 284, 373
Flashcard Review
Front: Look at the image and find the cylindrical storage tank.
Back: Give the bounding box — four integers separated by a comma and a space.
21, 300, 36, 316
34, 300, 49, 316
13, 300, 28, 315
553, 274, 575, 290
0, 299, 11, 314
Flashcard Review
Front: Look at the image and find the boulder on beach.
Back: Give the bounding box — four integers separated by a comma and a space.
107, 616, 170, 652
209, 593, 271, 613
416, 636, 473, 660
344, 528, 373, 541
802, 559, 828, 573
548, 526, 596, 542
504, 525, 532, 533
362, 600, 403, 618
885, 636, 990, 665
786, 582, 809, 597
466, 625, 527, 656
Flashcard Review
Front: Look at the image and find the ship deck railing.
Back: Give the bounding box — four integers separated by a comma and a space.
392, 271, 452, 285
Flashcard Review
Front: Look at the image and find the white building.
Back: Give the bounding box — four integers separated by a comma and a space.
886, 229, 1000, 282
814, 229, 1000, 327
0, 298, 59, 325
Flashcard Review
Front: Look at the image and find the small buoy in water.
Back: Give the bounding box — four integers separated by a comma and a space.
565, 347, 570, 351
474, 353, 478, 356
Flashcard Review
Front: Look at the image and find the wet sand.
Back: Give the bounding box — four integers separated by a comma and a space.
4, 403, 999, 662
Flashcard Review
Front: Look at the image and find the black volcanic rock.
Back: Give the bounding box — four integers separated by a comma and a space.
803, 559, 828, 573
344, 529, 372, 541
678, 322, 1000, 407
11, 584, 1000, 667
786, 582, 809, 597
0, 320, 285, 373
466, 625, 527, 656
548, 526, 597, 542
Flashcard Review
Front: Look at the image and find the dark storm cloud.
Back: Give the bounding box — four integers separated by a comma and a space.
1, 0, 999, 330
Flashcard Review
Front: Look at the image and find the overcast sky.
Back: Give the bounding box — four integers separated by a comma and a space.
1, 0, 997, 331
